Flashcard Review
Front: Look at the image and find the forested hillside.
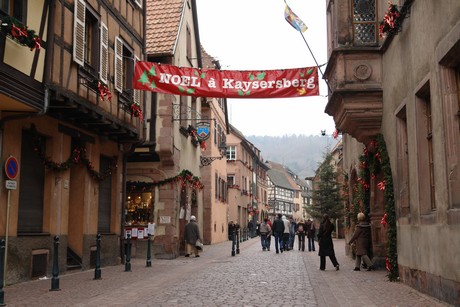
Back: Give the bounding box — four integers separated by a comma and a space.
247, 135, 338, 178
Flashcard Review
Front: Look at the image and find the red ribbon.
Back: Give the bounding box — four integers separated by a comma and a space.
130, 104, 144, 121
97, 82, 112, 102
32, 37, 41, 51
380, 213, 388, 226
11, 24, 28, 38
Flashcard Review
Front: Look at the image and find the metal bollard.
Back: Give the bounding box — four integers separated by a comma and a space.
125, 234, 131, 272
94, 234, 102, 280
240, 228, 243, 243
231, 230, 236, 256
236, 230, 240, 254
0, 239, 5, 306
146, 234, 152, 267
50, 236, 60, 291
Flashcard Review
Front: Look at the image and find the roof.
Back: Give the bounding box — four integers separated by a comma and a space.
267, 161, 300, 191
146, 0, 185, 56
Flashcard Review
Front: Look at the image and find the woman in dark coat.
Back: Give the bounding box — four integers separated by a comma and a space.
317, 214, 340, 271
348, 212, 375, 271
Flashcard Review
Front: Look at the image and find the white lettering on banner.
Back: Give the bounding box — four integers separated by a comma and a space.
222, 77, 316, 90
159, 73, 201, 87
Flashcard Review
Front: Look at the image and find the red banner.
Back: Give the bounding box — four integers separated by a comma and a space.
134, 62, 319, 98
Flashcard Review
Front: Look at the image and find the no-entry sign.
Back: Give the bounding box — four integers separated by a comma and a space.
5, 156, 19, 180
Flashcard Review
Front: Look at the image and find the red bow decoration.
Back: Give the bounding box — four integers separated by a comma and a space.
386, 257, 391, 271
97, 82, 112, 102
332, 129, 339, 139
200, 141, 207, 151
377, 180, 386, 190
11, 24, 28, 38
380, 213, 388, 226
130, 103, 144, 121
32, 37, 41, 51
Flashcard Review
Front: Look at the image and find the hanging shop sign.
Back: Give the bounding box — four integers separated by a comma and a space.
134, 62, 319, 99
196, 122, 211, 141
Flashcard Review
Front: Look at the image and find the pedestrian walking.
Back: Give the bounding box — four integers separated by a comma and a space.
266, 218, 273, 251
296, 218, 306, 251
306, 218, 316, 252
348, 212, 375, 271
317, 214, 340, 271
248, 219, 255, 238
259, 218, 271, 251
184, 215, 202, 257
289, 216, 297, 250
272, 214, 285, 253
282, 215, 291, 251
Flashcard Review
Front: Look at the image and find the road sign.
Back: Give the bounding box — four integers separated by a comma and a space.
5, 180, 17, 190
5, 156, 19, 180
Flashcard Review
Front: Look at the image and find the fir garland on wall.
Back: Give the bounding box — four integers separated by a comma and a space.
126, 169, 204, 192
349, 133, 398, 281
31, 125, 117, 181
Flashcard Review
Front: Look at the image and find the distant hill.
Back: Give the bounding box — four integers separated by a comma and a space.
246, 135, 336, 178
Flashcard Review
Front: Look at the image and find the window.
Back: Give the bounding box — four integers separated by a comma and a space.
396, 106, 410, 216
227, 175, 235, 185
73, 0, 108, 81
125, 191, 152, 225
186, 25, 192, 62
0, 0, 26, 23
98, 156, 112, 233
226, 145, 236, 160
352, 0, 377, 45
18, 129, 45, 233
416, 82, 436, 214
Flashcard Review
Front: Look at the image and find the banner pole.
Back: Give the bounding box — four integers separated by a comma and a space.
299, 31, 332, 94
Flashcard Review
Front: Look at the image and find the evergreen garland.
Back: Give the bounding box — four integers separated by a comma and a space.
376, 133, 399, 281
0, 15, 41, 50
350, 134, 398, 281
126, 169, 204, 192
31, 125, 117, 181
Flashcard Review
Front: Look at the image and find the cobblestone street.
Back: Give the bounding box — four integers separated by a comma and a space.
3, 238, 450, 307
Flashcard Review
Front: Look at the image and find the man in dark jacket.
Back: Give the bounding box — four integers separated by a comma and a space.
184, 215, 202, 257
272, 214, 285, 254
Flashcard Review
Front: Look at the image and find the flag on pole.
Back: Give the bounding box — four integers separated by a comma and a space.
284, 4, 307, 32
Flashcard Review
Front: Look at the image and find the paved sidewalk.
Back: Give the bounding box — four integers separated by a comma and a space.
2, 237, 451, 306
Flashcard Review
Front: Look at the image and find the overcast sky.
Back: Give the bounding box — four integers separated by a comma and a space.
196, 0, 336, 137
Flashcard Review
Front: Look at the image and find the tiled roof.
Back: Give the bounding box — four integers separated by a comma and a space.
146, 0, 185, 56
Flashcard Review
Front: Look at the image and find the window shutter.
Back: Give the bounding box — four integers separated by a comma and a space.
134, 0, 142, 9
114, 36, 123, 93
99, 22, 109, 84
133, 56, 141, 104
73, 0, 86, 66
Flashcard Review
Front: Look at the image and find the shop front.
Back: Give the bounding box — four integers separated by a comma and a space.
124, 188, 154, 258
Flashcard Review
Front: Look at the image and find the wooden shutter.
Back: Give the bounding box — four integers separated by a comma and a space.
114, 36, 123, 92
73, 0, 86, 66
135, 0, 142, 9
99, 22, 109, 84
133, 56, 141, 104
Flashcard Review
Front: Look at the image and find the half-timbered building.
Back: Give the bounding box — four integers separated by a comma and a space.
0, 0, 145, 284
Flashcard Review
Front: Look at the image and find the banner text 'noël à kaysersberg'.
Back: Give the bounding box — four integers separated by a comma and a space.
133, 62, 319, 99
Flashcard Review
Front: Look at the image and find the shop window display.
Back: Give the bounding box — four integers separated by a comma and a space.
125, 191, 153, 226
